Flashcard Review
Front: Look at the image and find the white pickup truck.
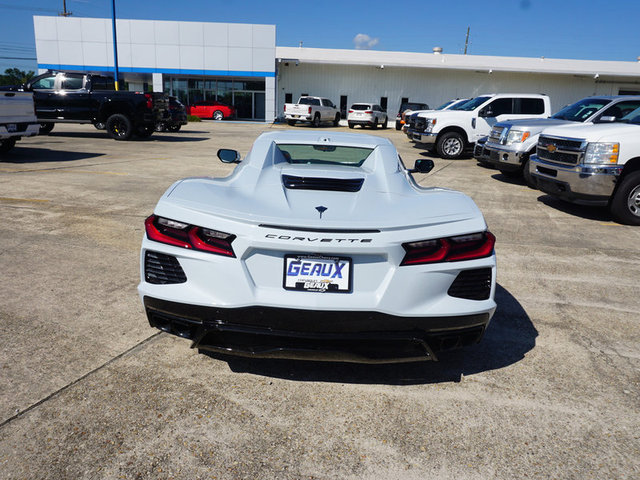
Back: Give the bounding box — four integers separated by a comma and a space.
0, 91, 39, 155
284, 96, 341, 127
409, 93, 551, 159
530, 107, 640, 225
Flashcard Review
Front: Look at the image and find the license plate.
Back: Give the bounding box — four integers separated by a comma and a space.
283, 255, 351, 293
6, 124, 17, 133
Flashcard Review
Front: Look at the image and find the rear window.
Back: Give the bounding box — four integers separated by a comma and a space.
299, 97, 321, 106
351, 104, 371, 110
399, 102, 428, 112
276, 144, 373, 167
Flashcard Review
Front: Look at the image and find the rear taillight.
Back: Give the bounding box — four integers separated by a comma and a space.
284, 105, 287, 112
364, 110, 372, 114
308, 106, 312, 114
401, 231, 495, 266
145, 215, 236, 257
144, 93, 153, 109
348, 109, 354, 113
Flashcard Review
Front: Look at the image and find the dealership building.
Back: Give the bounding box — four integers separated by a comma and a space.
33, 15, 640, 122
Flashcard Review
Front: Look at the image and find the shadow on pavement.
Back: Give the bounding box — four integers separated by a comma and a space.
0, 146, 105, 163
536, 194, 612, 222
44, 132, 208, 142
202, 284, 537, 385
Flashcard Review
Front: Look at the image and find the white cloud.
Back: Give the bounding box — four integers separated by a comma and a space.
353, 33, 379, 50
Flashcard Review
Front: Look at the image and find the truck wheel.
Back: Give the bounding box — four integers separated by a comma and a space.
371, 119, 378, 129
287, 120, 296, 126
312, 113, 321, 128
94, 122, 106, 130
437, 132, 465, 159
333, 113, 341, 127
167, 125, 181, 132
212, 110, 224, 121
0, 137, 17, 154
136, 125, 154, 138
348, 122, 354, 129
39, 123, 54, 135
610, 171, 640, 226
381, 116, 388, 129
395, 122, 401, 131
155, 122, 166, 132
522, 155, 537, 189
106, 114, 133, 141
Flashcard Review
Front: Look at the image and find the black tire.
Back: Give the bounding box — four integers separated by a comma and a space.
371, 119, 377, 129
333, 113, 340, 127
436, 132, 465, 159
212, 110, 224, 121
106, 113, 133, 141
522, 155, 537, 189
39, 122, 54, 135
610, 170, 640, 226
312, 113, 321, 128
381, 116, 388, 129
348, 122, 355, 129
0, 137, 17, 154
287, 120, 296, 126
155, 122, 166, 132
167, 125, 181, 132
94, 122, 106, 130
395, 122, 401, 131
136, 125, 154, 138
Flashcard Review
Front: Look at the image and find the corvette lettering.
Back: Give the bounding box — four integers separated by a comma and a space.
266, 234, 372, 243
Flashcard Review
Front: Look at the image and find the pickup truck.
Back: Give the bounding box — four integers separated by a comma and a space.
403, 98, 470, 134
481, 96, 640, 187
20, 71, 168, 141
409, 93, 551, 159
530, 107, 640, 225
0, 91, 39, 155
284, 96, 341, 127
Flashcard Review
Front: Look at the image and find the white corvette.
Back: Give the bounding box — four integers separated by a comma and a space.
138, 131, 496, 363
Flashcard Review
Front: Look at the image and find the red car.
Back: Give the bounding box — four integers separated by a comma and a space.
188, 101, 236, 120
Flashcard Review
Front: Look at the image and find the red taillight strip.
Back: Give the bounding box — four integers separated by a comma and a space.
145, 215, 235, 257
401, 231, 495, 266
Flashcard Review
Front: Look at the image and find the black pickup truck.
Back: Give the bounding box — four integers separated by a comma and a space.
21, 71, 168, 140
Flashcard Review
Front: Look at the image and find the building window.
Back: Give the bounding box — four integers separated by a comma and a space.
401, 97, 409, 105
380, 97, 388, 111
285, 93, 293, 104
340, 95, 348, 119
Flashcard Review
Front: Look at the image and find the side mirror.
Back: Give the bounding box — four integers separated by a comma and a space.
410, 159, 434, 174
597, 115, 617, 123
217, 148, 241, 163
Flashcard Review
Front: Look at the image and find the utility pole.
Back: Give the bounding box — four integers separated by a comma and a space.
111, 0, 120, 90
464, 26, 470, 55
59, 0, 72, 16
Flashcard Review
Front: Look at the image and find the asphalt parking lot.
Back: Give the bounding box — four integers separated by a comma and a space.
0, 121, 638, 479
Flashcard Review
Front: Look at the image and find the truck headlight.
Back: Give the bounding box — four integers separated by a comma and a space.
505, 129, 530, 144
584, 142, 619, 164
424, 118, 436, 133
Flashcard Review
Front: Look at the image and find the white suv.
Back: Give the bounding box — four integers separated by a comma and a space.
347, 103, 388, 129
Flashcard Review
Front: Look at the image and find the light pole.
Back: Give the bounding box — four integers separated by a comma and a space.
111, 0, 119, 90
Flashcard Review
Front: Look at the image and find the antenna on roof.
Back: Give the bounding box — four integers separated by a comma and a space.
464, 26, 470, 54
59, 0, 72, 16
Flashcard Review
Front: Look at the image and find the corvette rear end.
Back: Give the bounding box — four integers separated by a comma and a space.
138, 131, 496, 363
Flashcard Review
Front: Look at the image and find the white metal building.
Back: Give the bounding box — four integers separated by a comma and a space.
33, 15, 640, 122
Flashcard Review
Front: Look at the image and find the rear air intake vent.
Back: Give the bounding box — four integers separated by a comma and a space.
145, 251, 187, 284
447, 268, 492, 300
282, 174, 364, 192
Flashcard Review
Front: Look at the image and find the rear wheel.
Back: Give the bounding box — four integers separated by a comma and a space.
167, 125, 181, 132
106, 113, 133, 141
395, 122, 401, 130
436, 132, 465, 159
371, 119, 377, 129
348, 122, 355, 129
610, 171, 640, 225
312, 113, 321, 127
381, 116, 388, 129
333, 113, 341, 127
155, 122, 166, 132
0, 137, 17, 154
39, 122, 54, 135
94, 122, 106, 130
212, 110, 224, 121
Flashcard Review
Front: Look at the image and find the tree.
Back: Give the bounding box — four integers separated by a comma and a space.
0, 68, 35, 86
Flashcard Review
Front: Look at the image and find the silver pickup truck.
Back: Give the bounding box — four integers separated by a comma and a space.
0, 91, 39, 155
478, 96, 640, 186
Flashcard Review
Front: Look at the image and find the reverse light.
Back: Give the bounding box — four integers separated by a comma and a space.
401, 231, 495, 266
584, 142, 619, 164
145, 215, 236, 257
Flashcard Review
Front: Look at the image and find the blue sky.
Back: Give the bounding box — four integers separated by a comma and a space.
1, 0, 639, 74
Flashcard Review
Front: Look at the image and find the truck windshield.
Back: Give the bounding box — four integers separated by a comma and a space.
455, 96, 490, 111
619, 107, 640, 125
449, 98, 474, 110
551, 98, 610, 121
434, 100, 454, 110
277, 144, 373, 167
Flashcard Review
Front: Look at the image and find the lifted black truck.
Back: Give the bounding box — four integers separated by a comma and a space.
22, 71, 168, 141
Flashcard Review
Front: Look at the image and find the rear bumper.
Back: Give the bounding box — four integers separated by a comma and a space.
143, 296, 491, 363
0, 122, 39, 139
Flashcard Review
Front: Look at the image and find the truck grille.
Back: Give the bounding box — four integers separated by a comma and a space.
488, 126, 504, 143
414, 117, 426, 132
537, 135, 585, 166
